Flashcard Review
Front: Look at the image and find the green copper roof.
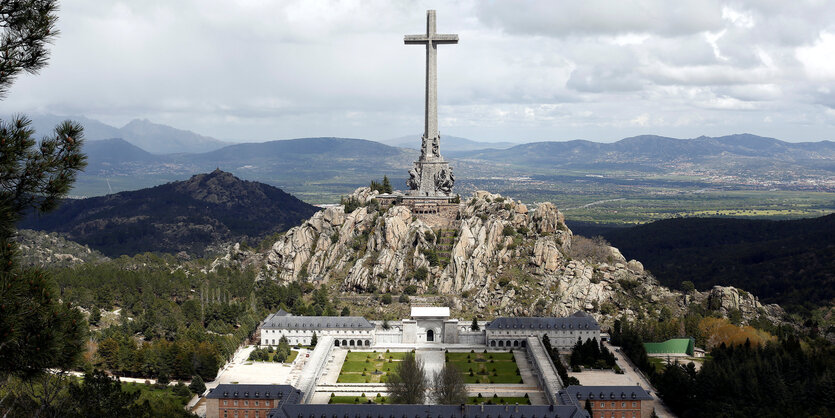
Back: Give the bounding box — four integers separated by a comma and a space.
643, 337, 695, 356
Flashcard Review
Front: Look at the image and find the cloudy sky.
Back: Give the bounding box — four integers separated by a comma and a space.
3, 0, 835, 143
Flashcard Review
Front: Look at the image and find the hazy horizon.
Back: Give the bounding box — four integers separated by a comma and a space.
3, 1, 835, 143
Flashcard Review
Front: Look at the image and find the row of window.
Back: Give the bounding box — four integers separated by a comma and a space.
223, 410, 264, 418
264, 329, 370, 335
596, 401, 638, 408
222, 400, 272, 407
595, 411, 638, 418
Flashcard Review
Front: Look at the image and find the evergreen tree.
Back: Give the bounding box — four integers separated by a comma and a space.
0, 2, 88, 402
189, 375, 206, 396
64, 370, 150, 417
311, 332, 318, 347
89, 306, 102, 326
471, 317, 480, 331
381, 176, 392, 193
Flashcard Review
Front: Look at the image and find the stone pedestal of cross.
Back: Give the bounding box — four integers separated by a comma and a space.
404, 10, 457, 197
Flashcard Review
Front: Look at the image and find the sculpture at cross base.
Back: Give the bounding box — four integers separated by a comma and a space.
404, 10, 458, 197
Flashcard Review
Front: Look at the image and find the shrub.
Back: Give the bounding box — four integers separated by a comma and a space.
404, 285, 418, 295
381, 293, 392, 304
502, 225, 516, 236
414, 267, 429, 281
568, 235, 613, 263
398, 294, 409, 303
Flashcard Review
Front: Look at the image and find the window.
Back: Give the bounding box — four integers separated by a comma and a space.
224, 400, 228, 406
245, 400, 249, 406
256, 401, 259, 406
234, 400, 238, 406
632, 402, 636, 407
266, 401, 271, 406
600, 402, 605, 407
621, 402, 625, 407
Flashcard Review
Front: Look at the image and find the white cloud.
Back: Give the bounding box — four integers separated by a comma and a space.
0, 0, 833, 143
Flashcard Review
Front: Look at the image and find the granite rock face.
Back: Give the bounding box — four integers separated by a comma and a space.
252, 187, 785, 327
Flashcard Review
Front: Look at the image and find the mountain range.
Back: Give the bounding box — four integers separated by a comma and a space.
19, 170, 318, 256
381, 135, 517, 152
19, 114, 229, 154
455, 134, 835, 170
19, 115, 835, 202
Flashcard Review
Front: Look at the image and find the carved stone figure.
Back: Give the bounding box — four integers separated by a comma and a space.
434, 166, 455, 195
407, 167, 420, 190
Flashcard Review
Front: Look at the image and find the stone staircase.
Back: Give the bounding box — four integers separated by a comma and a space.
434, 228, 456, 266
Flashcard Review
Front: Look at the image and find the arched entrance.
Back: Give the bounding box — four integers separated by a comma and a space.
426, 329, 435, 342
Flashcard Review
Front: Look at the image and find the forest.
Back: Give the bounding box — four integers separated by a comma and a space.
598, 214, 835, 314
610, 319, 835, 417
48, 255, 339, 381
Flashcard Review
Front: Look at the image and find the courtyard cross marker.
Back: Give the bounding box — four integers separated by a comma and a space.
405, 10, 457, 196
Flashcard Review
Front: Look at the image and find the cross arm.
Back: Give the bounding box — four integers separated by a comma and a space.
432, 34, 459, 44
404, 35, 429, 44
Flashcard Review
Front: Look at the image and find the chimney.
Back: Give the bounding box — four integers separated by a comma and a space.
481, 404, 484, 413
514, 404, 518, 413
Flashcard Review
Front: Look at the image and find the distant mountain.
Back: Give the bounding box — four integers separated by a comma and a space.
118, 118, 229, 154
19, 170, 318, 256
72, 136, 418, 201
17, 114, 229, 154
456, 134, 835, 171
84, 138, 168, 172
381, 135, 517, 152
595, 214, 835, 313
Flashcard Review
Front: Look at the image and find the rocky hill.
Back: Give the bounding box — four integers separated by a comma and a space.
20, 170, 318, 257
221, 187, 785, 327
14, 229, 109, 268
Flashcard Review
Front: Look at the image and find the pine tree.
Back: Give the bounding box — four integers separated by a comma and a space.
381, 176, 392, 193
471, 317, 479, 331
0, 1, 88, 397
189, 375, 206, 396
311, 332, 318, 347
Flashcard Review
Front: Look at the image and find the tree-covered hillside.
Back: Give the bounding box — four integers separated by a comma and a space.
20, 170, 318, 256
599, 214, 835, 313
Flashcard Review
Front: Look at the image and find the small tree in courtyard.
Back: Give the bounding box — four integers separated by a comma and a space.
431, 363, 467, 405
471, 317, 480, 331
386, 352, 426, 404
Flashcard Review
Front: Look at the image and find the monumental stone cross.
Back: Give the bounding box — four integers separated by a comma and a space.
404, 10, 457, 196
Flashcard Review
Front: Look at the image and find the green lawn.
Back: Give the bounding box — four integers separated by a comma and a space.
447, 351, 521, 384
337, 351, 406, 384
252, 350, 299, 364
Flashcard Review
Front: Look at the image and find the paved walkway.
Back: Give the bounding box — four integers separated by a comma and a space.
603, 341, 676, 418
416, 349, 445, 379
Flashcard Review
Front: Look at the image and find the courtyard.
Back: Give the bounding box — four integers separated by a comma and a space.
337, 351, 406, 383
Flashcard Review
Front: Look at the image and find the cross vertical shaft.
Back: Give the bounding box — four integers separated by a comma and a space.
405, 10, 458, 161
404, 10, 458, 196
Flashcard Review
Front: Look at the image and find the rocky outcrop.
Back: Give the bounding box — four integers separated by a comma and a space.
15, 229, 109, 267
251, 188, 786, 327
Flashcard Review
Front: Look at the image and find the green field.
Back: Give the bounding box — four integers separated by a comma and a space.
249, 350, 299, 364
337, 351, 407, 384
446, 352, 521, 384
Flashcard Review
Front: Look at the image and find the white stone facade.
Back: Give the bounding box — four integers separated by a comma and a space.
259, 309, 598, 351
